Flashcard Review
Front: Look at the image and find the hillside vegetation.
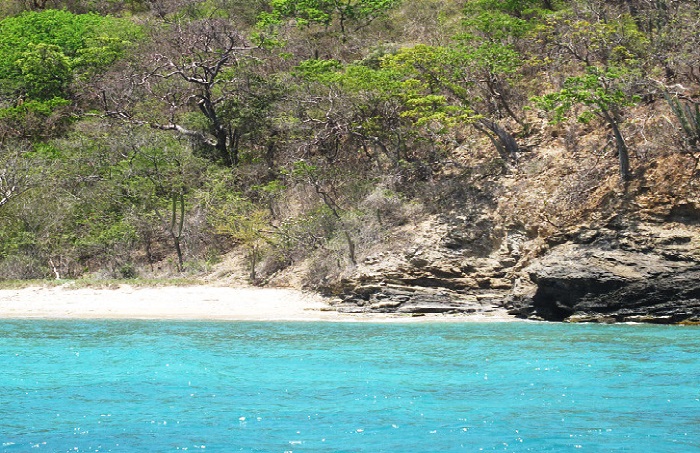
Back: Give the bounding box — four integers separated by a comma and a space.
1, 0, 698, 294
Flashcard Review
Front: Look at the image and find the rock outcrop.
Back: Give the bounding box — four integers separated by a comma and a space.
323, 214, 700, 324
508, 223, 700, 323
322, 216, 517, 318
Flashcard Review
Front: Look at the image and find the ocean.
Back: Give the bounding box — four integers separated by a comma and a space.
0, 320, 698, 452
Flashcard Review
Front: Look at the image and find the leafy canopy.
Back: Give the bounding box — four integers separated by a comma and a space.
0, 9, 141, 99
295, 44, 478, 133
258, 0, 400, 32
534, 65, 642, 124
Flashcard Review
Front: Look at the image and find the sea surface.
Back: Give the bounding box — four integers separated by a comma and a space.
0, 320, 698, 452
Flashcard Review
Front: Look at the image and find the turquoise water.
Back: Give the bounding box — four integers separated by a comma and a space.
0, 321, 698, 452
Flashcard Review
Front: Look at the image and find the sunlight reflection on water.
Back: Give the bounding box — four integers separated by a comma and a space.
0, 321, 698, 452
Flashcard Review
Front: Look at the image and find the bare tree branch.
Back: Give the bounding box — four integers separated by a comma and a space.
96, 18, 260, 167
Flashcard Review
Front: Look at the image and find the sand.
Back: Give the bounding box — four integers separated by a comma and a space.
0, 284, 518, 322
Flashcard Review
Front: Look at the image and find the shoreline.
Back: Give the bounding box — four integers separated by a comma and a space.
0, 284, 519, 323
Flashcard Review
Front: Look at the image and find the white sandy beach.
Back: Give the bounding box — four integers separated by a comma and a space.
0, 284, 518, 322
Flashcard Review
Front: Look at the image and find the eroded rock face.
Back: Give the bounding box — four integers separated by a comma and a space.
322, 216, 518, 318
329, 283, 506, 315
509, 227, 700, 323
326, 214, 700, 324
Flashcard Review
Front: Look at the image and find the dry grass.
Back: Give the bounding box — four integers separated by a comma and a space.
0, 277, 205, 290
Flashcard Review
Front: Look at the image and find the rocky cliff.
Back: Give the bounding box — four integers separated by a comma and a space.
510, 222, 700, 323
324, 215, 700, 323
319, 140, 700, 324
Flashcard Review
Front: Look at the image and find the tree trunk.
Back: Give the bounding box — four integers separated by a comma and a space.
611, 121, 631, 181
249, 245, 258, 282
158, 192, 185, 272
312, 181, 357, 266
486, 76, 527, 130
474, 118, 519, 160
265, 137, 276, 170
603, 110, 631, 181
343, 230, 357, 266
30, 0, 48, 10
173, 235, 184, 272
215, 126, 233, 167
171, 193, 185, 272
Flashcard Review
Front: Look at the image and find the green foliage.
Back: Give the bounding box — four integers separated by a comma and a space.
381, 45, 477, 127
17, 43, 72, 100
210, 193, 270, 244
0, 97, 71, 119
534, 65, 641, 124
73, 35, 139, 76
452, 39, 522, 77
0, 97, 73, 139
465, 0, 555, 17
534, 64, 642, 180
202, 176, 273, 280
29, 142, 63, 159
296, 46, 477, 131
261, 0, 400, 32
462, 0, 546, 40
73, 216, 138, 256
0, 225, 36, 258
288, 159, 319, 179
294, 58, 343, 81
0, 10, 141, 99
536, 7, 649, 69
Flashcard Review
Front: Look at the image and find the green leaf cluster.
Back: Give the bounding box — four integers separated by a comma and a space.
0, 9, 141, 101
263, 0, 400, 28
534, 65, 641, 124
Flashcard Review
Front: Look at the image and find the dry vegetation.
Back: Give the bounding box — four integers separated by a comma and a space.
0, 0, 698, 288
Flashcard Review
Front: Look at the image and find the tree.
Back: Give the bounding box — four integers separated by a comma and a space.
533, 3, 650, 181
260, 0, 401, 37
287, 160, 357, 265
103, 18, 278, 167
381, 44, 522, 159
113, 129, 209, 272
626, 0, 700, 85
459, 2, 539, 127
464, 0, 555, 18
534, 65, 642, 181
291, 55, 460, 182
0, 97, 73, 140
665, 92, 700, 153
205, 183, 272, 281
536, 7, 648, 69
0, 10, 141, 137
17, 43, 72, 100
4, 0, 149, 14
0, 10, 140, 88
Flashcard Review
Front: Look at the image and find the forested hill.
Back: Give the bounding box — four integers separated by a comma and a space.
1, 0, 699, 321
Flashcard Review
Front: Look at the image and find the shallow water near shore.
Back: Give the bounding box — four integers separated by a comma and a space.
1, 321, 698, 452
